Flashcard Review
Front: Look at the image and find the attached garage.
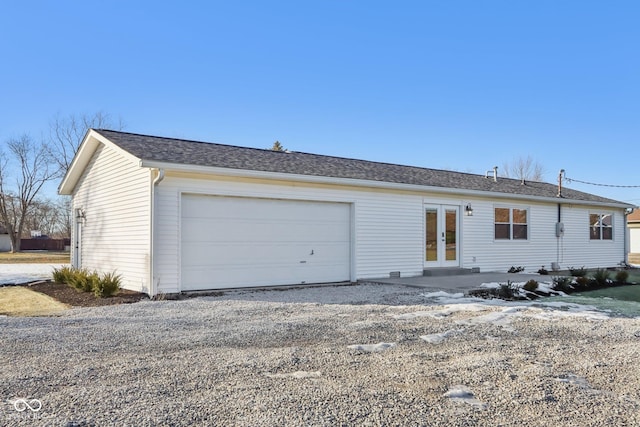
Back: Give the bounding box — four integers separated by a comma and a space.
60, 129, 634, 296
180, 194, 352, 290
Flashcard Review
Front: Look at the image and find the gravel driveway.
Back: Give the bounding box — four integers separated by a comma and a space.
1, 284, 640, 426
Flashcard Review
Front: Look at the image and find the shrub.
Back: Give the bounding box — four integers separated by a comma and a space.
552, 276, 572, 293
497, 281, 521, 299
573, 276, 591, 290
592, 268, 610, 286
523, 279, 539, 292
615, 270, 629, 284
68, 269, 97, 292
52, 266, 75, 284
508, 266, 525, 273
569, 266, 587, 277
94, 272, 121, 297
537, 266, 549, 275
55, 267, 121, 297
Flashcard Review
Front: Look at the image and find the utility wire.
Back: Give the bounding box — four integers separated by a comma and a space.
564, 176, 640, 189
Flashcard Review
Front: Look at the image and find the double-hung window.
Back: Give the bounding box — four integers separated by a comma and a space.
495, 207, 528, 240
589, 213, 612, 240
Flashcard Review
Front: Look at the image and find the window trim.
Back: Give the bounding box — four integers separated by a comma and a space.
494, 206, 529, 241
589, 211, 613, 241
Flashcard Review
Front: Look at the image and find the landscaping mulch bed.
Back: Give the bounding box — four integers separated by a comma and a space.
23, 281, 147, 307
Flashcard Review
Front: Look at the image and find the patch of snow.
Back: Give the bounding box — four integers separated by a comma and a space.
422, 291, 466, 299
479, 282, 502, 289
0, 264, 68, 285
479, 280, 557, 298
420, 329, 463, 344
443, 385, 487, 409
347, 342, 396, 352
555, 374, 591, 389
535, 281, 555, 294
525, 302, 610, 321
395, 290, 614, 331
455, 306, 528, 331
393, 305, 489, 320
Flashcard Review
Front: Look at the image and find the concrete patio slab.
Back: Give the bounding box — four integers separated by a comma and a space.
360, 272, 549, 293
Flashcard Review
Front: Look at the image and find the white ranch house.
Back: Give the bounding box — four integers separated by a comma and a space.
59, 129, 635, 296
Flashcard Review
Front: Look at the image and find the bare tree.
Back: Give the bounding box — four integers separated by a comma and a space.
0, 135, 56, 251
56, 196, 72, 238
23, 198, 69, 238
502, 155, 545, 182
48, 111, 125, 176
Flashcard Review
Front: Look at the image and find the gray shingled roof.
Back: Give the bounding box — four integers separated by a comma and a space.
96, 129, 628, 206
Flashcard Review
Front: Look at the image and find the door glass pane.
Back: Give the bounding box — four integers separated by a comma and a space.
445, 209, 457, 261
426, 209, 438, 262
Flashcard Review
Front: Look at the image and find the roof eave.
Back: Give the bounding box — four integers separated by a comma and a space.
139, 160, 634, 209
58, 129, 97, 195
59, 129, 143, 195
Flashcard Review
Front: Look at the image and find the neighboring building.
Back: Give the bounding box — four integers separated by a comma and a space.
0, 225, 11, 252
59, 129, 635, 296
628, 209, 640, 265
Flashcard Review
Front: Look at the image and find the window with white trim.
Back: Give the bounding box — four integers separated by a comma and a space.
494, 207, 528, 240
589, 213, 612, 240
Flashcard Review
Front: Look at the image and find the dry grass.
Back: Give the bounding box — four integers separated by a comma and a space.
0, 251, 70, 264
0, 286, 70, 316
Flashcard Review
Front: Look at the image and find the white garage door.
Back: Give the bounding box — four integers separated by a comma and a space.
181, 194, 351, 291
631, 228, 640, 253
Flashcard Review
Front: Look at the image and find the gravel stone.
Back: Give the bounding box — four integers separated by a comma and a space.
1, 283, 639, 426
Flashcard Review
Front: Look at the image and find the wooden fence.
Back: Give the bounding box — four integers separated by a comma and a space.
20, 238, 70, 251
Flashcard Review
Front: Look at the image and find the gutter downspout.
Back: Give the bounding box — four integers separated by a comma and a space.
624, 209, 631, 266
557, 203, 562, 269
555, 169, 565, 270
150, 168, 165, 297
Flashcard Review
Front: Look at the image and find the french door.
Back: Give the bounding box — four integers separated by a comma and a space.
424, 204, 459, 267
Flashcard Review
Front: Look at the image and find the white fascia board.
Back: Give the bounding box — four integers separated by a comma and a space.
58, 130, 97, 195
58, 130, 143, 195
139, 160, 633, 210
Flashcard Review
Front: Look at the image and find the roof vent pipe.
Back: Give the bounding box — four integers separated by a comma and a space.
557, 169, 565, 197
486, 166, 498, 182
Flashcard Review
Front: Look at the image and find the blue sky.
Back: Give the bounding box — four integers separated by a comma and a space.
1, 1, 639, 204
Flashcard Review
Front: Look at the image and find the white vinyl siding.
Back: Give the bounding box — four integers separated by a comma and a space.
463, 200, 626, 272
560, 207, 624, 267
72, 144, 151, 293
153, 173, 425, 293
151, 174, 629, 293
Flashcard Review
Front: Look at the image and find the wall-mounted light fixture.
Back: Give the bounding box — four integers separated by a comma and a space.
75, 208, 86, 224
465, 203, 474, 216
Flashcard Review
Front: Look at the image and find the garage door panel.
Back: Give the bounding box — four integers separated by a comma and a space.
182, 242, 350, 267
182, 218, 347, 241
182, 242, 336, 267
181, 195, 351, 290
183, 221, 347, 244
